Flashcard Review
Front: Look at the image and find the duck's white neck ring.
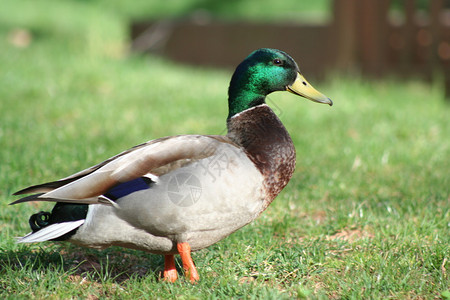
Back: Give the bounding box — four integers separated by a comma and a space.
230, 104, 269, 119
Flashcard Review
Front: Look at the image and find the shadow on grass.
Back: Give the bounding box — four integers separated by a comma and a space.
0, 245, 169, 284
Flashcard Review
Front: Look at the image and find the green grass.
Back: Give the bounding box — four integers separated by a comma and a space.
1, 0, 449, 299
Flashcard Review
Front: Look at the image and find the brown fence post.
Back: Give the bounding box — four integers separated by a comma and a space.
401, 0, 416, 73
430, 0, 450, 100
332, 0, 358, 72
430, 0, 443, 65
356, 0, 391, 76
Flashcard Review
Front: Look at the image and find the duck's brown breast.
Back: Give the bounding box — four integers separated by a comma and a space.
226, 104, 296, 207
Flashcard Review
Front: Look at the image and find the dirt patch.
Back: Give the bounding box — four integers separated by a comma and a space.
326, 227, 374, 242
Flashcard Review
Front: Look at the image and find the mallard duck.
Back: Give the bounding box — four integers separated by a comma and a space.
11, 48, 332, 283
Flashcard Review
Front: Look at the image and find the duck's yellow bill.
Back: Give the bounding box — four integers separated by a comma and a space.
287, 73, 333, 106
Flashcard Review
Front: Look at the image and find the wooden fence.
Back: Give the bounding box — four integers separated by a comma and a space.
335, 0, 449, 74
131, 0, 450, 97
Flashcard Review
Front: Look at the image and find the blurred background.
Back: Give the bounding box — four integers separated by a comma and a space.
3, 0, 450, 93
131, 0, 450, 95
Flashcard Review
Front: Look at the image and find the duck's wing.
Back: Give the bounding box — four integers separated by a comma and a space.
13, 139, 159, 196
11, 135, 238, 205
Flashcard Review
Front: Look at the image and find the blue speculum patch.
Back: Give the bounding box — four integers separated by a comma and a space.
104, 177, 154, 200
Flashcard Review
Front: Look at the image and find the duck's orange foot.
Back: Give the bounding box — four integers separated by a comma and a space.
163, 254, 178, 282
177, 242, 199, 283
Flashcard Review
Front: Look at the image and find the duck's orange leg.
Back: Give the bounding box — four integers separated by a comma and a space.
177, 242, 199, 283
163, 254, 178, 282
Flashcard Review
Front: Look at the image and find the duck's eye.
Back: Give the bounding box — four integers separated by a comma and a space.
273, 58, 283, 66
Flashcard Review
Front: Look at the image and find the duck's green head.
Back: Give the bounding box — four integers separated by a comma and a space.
227, 48, 332, 119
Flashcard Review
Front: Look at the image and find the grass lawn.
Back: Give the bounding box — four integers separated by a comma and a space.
1, 0, 449, 299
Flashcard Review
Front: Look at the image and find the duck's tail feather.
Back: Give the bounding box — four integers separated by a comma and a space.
17, 203, 89, 243
18, 220, 85, 243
